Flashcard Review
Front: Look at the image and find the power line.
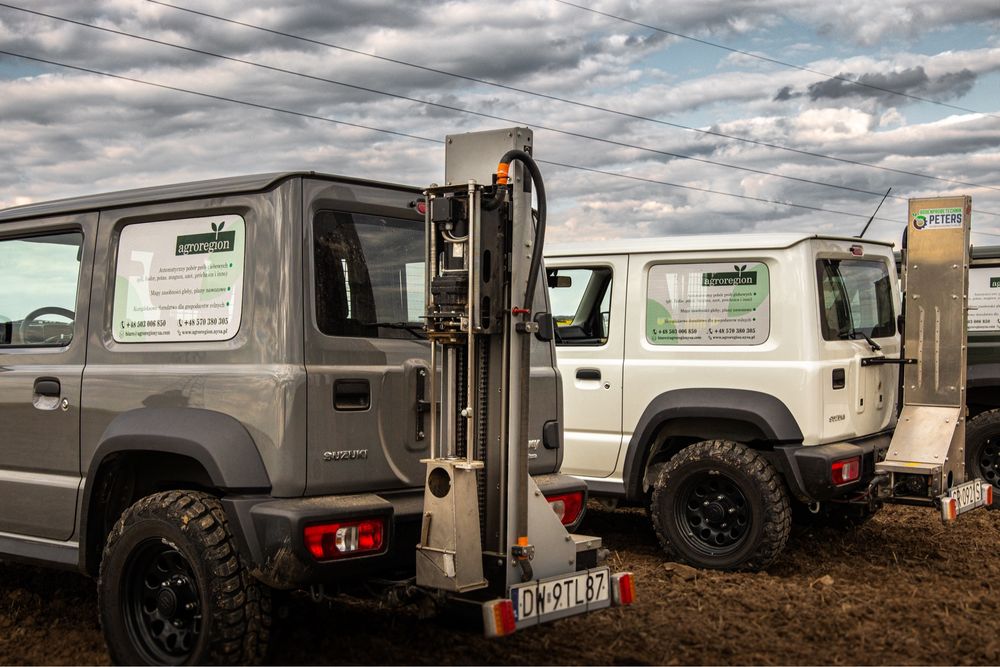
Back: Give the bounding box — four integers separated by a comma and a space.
0, 48, 925, 229
144, 0, 1000, 195
6, 3, 999, 222
555, 0, 1000, 122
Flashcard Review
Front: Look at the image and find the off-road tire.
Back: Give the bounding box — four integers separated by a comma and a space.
650, 440, 791, 571
98, 490, 271, 665
966, 409, 1000, 508
791, 500, 881, 529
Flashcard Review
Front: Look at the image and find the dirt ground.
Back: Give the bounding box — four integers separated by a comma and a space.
2, 502, 999, 665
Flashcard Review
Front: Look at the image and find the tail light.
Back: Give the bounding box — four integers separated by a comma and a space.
831, 456, 861, 485
942, 497, 958, 521
987, 485, 994, 506
545, 491, 584, 526
304, 518, 385, 561
611, 572, 636, 606
482, 598, 517, 638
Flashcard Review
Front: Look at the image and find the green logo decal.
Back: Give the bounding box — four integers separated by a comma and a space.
702, 265, 758, 287
175, 221, 236, 255
990, 277, 1000, 288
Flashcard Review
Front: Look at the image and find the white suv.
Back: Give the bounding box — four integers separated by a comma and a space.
546, 233, 901, 570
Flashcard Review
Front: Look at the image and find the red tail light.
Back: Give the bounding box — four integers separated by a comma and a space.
545, 491, 584, 525
831, 456, 861, 485
304, 518, 385, 561
611, 572, 636, 606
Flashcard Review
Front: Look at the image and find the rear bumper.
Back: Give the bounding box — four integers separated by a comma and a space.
766, 430, 892, 503
222, 473, 586, 590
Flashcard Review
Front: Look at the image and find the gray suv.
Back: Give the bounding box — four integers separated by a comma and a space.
0, 172, 576, 664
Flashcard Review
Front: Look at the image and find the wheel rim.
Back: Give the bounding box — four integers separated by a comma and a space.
122, 538, 202, 664
673, 471, 751, 557
977, 435, 1000, 488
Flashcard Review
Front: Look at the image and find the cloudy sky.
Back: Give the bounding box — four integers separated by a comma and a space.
1, 0, 999, 245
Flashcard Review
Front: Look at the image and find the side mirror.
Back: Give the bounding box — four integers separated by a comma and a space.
548, 275, 572, 288
533, 312, 554, 342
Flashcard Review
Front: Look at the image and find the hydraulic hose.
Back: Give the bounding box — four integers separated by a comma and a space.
496, 149, 547, 579
497, 149, 546, 314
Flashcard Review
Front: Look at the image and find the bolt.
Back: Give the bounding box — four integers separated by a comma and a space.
565, 535, 572, 542
535, 490, 541, 497
717, 495, 724, 501
703, 501, 709, 506
728, 508, 736, 514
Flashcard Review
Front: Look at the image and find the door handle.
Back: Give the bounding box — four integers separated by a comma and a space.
34, 378, 61, 397
333, 378, 370, 411
576, 368, 601, 381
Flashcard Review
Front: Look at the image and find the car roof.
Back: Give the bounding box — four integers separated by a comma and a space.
546, 232, 894, 257
0, 171, 421, 223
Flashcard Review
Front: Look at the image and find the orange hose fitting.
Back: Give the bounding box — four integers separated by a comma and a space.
496, 161, 511, 185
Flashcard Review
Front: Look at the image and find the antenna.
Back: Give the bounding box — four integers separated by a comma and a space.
857, 187, 892, 238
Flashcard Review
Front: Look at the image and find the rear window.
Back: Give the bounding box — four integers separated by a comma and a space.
112, 215, 245, 343
645, 261, 770, 345
816, 259, 895, 341
313, 211, 425, 339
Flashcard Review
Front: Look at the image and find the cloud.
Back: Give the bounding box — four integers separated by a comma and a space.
804, 66, 977, 103
0, 0, 998, 245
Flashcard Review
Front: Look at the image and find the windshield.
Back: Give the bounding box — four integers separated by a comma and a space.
817, 258, 895, 341
313, 211, 425, 339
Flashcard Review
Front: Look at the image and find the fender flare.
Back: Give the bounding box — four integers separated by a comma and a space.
80, 408, 271, 573
621, 388, 802, 501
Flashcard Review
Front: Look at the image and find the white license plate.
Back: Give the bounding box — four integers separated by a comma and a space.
510, 567, 610, 625
947, 478, 986, 516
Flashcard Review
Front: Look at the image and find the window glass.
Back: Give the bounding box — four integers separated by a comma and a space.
969, 267, 1000, 332
646, 262, 770, 345
113, 215, 245, 343
817, 259, 895, 341
0, 232, 82, 347
313, 211, 426, 339
547, 266, 613, 346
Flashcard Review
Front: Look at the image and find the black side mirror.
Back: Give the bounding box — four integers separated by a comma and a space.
547, 275, 572, 288
533, 312, 554, 342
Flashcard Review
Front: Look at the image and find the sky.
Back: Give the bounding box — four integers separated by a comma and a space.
0, 0, 999, 246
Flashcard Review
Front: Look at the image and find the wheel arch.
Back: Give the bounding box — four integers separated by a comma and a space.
80, 408, 271, 575
621, 388, 803, 501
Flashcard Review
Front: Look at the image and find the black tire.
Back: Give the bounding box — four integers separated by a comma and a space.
650, 440, 791, 571
98, 490, 271, 665
966, 409, 1000, 508
791, 500, 880, 529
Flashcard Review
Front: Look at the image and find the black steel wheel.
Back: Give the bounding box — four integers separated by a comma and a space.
674, 471, 751, 556
123, 539, 202, 663
650, 440, 791, 571
966, 409, 1000, 508
99, 490, 270, 665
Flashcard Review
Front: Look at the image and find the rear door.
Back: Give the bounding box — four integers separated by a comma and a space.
815, 253, 900, 440
0, 215, 95, 540
303, 181, 431, 495
546, 255, 628, 478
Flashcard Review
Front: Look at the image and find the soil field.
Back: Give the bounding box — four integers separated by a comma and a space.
2, 503, 999, 665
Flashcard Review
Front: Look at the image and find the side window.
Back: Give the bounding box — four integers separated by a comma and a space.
313, 210, 425, 339
112, 215, 246, 343
969, 267, 1000, 332
646, 261, 770, 345
816, 259, 895, 341
0, 232, 82, 347
547, 266, 613, 346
